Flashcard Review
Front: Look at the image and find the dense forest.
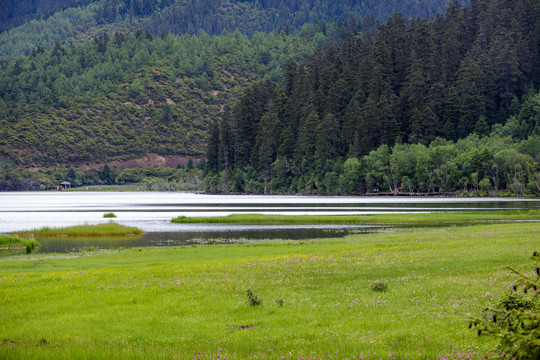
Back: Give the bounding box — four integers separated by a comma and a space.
0, 0, 465, 60
205, 0, 540, 195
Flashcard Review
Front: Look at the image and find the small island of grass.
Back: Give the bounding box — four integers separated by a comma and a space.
13, 222, 143, 237
171, 210, 540, 226
103, 212, 117, 218
0, 234, 39, 253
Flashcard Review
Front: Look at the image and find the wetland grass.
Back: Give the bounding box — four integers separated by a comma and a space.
171, 209, 540, 225
0, 223, 538, 359
12, 222, 142, 237
0, 234, 39, 253
103, 213, 117, 218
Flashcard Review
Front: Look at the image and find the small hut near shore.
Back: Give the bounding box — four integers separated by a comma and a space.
60, 181, 71, 189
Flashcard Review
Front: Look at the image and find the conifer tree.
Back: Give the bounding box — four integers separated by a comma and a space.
315, 113, 340, 171
205, 119, 221, 175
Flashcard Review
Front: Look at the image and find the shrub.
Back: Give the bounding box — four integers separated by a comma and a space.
246, 289, 262, 306
498, 292, 536, 312
470, 252, 539, 359
371, 281, 388, 292
479, 178, 491, 192
103, 213, 116, 218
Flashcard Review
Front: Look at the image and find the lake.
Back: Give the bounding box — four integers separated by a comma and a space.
1, 192, 538, 253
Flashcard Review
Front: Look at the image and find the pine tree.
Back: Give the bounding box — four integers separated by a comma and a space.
409, 17, 436, 84
474, 115, 490, 137
205, 119, 220, 175
342, 94, 363, 148
254, 111, 278, 189
100, 163, 113, 185
489, 29, 522, 109
456, 57, 485, 138
296, 109, 320, 168
315, 113, 340, 171
357, 96, 378, 155
441, 0, 467, 84
442, 86, 460, 140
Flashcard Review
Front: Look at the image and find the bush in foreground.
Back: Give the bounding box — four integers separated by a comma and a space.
470, 252, 539, 359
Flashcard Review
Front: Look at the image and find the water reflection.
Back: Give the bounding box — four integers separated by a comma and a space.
34, 226, 383, 253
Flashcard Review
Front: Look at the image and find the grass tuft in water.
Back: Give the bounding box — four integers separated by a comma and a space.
103, 213, 117, 218
0, 234, 39, 253
12, 222, 142, 237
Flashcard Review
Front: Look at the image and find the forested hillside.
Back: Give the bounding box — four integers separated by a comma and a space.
143, 0, 462, 37
205, 0, 540, 195
0, 0, 97, 33
1, 0, 539, 195
0, 0, 464, 61
0, 26, 338, 166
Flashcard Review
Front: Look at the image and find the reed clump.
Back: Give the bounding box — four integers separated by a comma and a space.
12, 222, 142, 237
0, 234, 39, 253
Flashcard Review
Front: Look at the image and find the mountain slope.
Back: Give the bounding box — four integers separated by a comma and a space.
0, 28, 332, 166
0, 0, 466, 61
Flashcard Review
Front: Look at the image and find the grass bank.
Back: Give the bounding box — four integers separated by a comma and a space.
0, 234, 39, 253
171, 210, 540, 225
0, 223, 538, 359
12, 222, 143, 237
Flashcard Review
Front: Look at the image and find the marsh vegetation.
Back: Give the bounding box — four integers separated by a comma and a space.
12, 222, 142, 237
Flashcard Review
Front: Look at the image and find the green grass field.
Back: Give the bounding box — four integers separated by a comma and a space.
171, 210, 540, 225
12, 222, 143, 237
1, 222, 538, 359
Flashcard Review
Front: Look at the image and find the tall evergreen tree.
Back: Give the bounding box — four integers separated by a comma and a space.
205, 119, 221, 175
456, 56, 485, 137
315, 113, 340, 171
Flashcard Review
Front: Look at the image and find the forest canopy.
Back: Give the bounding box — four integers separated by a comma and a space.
204, 0, 540, 195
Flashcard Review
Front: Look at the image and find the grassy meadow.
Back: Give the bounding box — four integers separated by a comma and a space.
1, 222, 538, 359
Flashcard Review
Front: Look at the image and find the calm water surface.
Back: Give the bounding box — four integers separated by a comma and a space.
1, 192, 538, 253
